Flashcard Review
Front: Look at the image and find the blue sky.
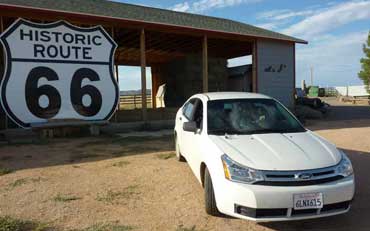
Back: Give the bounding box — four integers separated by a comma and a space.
115, 0, 370, 90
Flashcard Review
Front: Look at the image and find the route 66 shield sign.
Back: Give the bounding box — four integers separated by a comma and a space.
0, 19, 118, 128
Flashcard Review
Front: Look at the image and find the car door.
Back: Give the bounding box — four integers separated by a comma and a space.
182, 99, 204, 175
177, 98, 197, 159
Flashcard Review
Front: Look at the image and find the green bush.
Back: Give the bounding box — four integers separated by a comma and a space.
0, 216, 26, 231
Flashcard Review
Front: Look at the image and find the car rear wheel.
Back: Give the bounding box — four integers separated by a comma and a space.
175, 136, 185, 162
204, 167, 220, 216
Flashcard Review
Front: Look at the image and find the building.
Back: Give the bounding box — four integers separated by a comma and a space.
0, 0, 306, 130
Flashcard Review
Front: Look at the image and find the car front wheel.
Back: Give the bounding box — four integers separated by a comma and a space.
204, 167, 220, 216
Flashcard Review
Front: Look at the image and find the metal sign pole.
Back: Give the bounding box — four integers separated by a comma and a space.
0, 16, 8, 130
110, 27, 119, 123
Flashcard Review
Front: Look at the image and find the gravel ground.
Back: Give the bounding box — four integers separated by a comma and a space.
0, 99, 369, 231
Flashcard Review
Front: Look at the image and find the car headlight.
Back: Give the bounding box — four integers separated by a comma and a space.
221, 154, 264, 184
336, 151, 354, 177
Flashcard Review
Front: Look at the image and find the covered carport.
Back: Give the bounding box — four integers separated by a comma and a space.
0, 0, 306, 129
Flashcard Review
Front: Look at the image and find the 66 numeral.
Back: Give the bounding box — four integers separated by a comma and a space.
25, 66, 103, 119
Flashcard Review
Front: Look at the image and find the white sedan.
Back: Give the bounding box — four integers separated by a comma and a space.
174, 92, 354, 222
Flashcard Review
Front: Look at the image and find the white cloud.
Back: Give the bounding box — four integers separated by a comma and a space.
170, 0, 262, 13
257, 9, 315, 21
282, 1, 370, 38
254, 22, 279, 30
296, 31, 368, 86
255, 8, 318, 31
171, 2, 190, 12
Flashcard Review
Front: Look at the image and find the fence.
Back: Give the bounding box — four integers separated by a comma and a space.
335, 85, 370, 98
119, 94, 152, 110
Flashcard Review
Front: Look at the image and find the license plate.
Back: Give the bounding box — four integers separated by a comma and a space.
293, 192, 323, 210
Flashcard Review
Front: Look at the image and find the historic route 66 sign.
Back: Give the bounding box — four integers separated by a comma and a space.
0, 19, 118, 128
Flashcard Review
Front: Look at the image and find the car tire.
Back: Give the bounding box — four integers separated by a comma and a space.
204, 167, 220, 216
175, 136, 185, 162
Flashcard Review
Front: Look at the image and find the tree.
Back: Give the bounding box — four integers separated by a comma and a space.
358, 31, 370, 93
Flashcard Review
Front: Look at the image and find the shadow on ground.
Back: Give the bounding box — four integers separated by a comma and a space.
0, 135, 175, 171
260, 148, 370, 231
306, 103, 370, 131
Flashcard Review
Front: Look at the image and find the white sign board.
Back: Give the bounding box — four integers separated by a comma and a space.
0, 19, 118, 128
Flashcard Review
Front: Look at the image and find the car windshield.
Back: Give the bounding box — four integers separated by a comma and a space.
207, 98, 305, 135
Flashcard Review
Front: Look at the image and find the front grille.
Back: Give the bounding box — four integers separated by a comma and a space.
235, 201, 351, 219
291, 208, 317, 216
254, 165, 343, 186
256, 208, 287, 217
234, 204, 287, 218
254, 175, 344, 186
321, 201, 350, 213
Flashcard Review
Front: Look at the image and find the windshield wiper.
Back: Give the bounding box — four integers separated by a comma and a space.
208, 128, 242, 135
247, 128, 304, 134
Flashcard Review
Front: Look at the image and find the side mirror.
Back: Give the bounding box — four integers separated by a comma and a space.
183, 121, 197, 132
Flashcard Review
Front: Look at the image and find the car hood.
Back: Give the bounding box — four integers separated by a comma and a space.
209, 131, 341, 171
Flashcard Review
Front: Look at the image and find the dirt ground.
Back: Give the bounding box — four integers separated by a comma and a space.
1, 99, 370, 231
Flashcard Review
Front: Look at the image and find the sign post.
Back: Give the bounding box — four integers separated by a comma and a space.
0, 19, 118, 128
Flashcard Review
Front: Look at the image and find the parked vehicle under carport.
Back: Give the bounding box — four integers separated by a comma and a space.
174, 92, 355, 222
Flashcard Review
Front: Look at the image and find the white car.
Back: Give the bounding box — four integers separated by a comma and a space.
174, 92, 354, 222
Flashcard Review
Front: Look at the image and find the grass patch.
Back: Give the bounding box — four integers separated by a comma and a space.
0, 167, 13, 176
8, 178, 28, 188
96, 185, 139, 204
74, 222, 135, 231
112, 161, 130, 167
0, 216, 51, 231
53, 194, 81, 202
157, 152, 176, 160
176, 225, 206, 231
8, 177, 43, 189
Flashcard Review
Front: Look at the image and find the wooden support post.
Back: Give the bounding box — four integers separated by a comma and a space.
202, 35, 208, 93
0, 16, 8, 130
252, 40, 258, 93
115, 65, 120, 111
151, 67, 157, 109
140, 29, 147, 121
111, 27, 118, 123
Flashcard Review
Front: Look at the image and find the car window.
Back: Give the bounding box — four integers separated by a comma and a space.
193, 100, 203, 129
207, 98, 305, 135
183, 99, 196, 120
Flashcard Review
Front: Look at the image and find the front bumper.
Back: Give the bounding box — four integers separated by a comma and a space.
214, 175, 355, 222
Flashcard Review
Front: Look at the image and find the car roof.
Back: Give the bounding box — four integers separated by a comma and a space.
193, 92, 271, 101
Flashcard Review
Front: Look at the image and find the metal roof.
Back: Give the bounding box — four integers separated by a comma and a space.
0, 0, 307, 44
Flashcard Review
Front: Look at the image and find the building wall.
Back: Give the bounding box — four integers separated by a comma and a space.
227, 65, 252, 92
257, 40, 295, 107
155, 54, 228, 107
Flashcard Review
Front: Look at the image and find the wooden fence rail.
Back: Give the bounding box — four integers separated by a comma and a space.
119, 94, 152, 109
